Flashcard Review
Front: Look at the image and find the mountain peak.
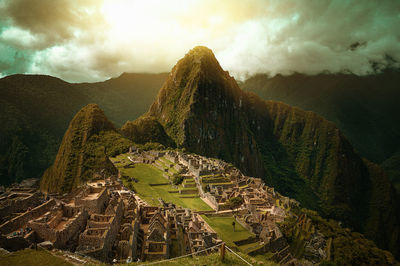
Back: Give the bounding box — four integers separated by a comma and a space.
74, 103, 115, 136
148, 46, 240, 145
185, 46, 216, 61
169, 46, 226, 83
40, 104, 118, 193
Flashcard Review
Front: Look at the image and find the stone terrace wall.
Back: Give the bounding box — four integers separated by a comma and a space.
130, 219, 140, 260
29, 217, 58, 243
235, 216, 253, 233
0, 199, 56, 235
79, 227, 108, 254
75, 187, 109, 214
0, 234, 30, 251
79, 199, 124, 261
0, 192, 42, 219
88, 215, 113, 228
54, 209, 88, 248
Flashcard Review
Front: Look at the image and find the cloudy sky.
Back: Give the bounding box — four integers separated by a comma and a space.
0, 0, 399, 82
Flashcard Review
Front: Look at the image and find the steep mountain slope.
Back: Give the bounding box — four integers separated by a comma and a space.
240, 72, 400, 163
0, 73, 166, 187
40, 104, 132, 193
140, 46, 400, 257
382, 152, 400, 193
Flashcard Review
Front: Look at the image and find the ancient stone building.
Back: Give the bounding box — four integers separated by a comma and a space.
76, 193, 124, 261
28, 203, 88, 249
74, 186, 109, 214
143, 210, 170, 261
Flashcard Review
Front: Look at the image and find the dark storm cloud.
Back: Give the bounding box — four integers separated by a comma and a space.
0, 0, 104, 48
219, 0, 400, 77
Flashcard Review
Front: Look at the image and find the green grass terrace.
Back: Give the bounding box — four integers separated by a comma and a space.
111, 154, 212, 211
201, 215, 262, 253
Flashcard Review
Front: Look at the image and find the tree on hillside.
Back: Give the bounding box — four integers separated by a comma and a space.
227, 196, 244, 214
172, 173, 184, 185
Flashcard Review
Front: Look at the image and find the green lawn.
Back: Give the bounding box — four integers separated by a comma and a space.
201, 216, 255, 251
118, 162, 212, 211
0, 249, 72, 266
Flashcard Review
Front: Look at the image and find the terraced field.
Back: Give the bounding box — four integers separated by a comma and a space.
201, 215, 259, 252
111, 154, 212, 211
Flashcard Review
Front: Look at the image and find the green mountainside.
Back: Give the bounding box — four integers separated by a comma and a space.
121, 115, 175, 147
0, 73, 167, 187
40, 104, 132, 193
240, 72, 400, 164
139, 46, 400, 258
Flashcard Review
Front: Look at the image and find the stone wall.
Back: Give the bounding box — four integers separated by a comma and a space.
182, 183, 196, 188
75, 187, 109, 214
247, 236, 287, 256
233, 236, 259, 246
79, 228, 108, 249
29, 206, 88, 249
130, 219, 140, 260
54, 209, 88, 248
235, 217, 253, 233
0, 234, 30, 251
203, 193, 218, 209
174, 164, 183, 172
179, 189, 198, 195
78, 197, 124, 261
88, 215, 113, 229
0, 199, 56, 235
0, 192, 42, 219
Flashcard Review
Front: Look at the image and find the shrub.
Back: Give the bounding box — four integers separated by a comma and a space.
172, 174, 184, 185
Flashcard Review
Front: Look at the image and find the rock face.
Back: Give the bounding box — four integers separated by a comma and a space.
40, 104, 129, 193
140, 46, 399, 257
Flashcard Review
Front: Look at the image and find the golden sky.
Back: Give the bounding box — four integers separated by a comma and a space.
0, 0, 399, 82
